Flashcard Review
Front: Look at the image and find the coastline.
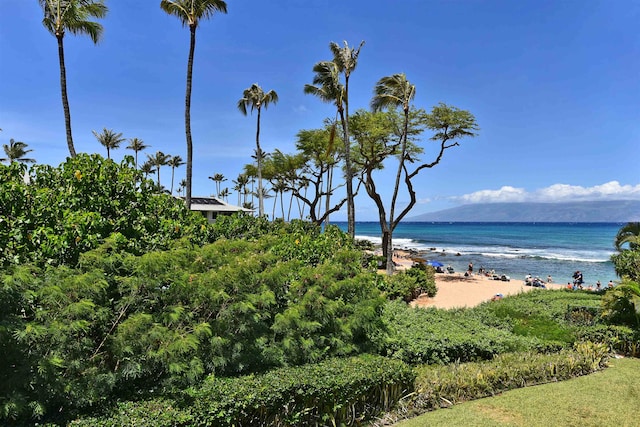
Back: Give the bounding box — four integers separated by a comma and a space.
349, 222, 618, 286
390, 249, 566, 309
412, 273, 565, 309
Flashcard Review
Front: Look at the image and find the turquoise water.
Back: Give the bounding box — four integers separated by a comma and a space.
334, 222, 621, 286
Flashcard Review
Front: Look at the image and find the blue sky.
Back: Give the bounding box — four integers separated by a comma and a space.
1, 0, 639, 221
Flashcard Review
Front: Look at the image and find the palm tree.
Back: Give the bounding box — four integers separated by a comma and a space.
218, 187, 230, 202
208, 172, 226, 198
370, 73, 416, 275
1, 139, 35, 164
160, 0, 228, 210
39, 0, 107, 158
147, 151, 170, 187
232, 173, 249, 206
237, 83, 279, 217
615, 222, 640, 251
126, 137, 149, 168
177, 178, 187, 196
331, 41, 364, 236
243, 163, 258, 212
304, 63, 344, 227
305, 41, 364, 236
140, 160, 156, 180
167, 155, 185, 195
92, 128, 125, 159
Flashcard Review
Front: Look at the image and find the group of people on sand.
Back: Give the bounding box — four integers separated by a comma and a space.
524, 274, 550, 288
565, 271, 615, 290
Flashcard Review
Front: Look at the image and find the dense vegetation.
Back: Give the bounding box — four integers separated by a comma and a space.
0, 154, 208, 268
1, 157, 638, 425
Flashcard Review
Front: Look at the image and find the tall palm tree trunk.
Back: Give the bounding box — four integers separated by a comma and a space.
256, 109, 264, 217
170, 167, 176, 195
324, 164, 333, 226
184, 26, 196, 209
389, 108, 410, 229
344, 77, 355, 238
57, 35, 76, 158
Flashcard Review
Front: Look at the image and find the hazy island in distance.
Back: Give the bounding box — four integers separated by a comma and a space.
407, 200, 640, 223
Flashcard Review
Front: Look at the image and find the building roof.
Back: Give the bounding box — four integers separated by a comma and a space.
188, 196, 253, 213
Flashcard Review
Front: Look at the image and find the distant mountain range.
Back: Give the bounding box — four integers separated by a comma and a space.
407, 200, 640, 222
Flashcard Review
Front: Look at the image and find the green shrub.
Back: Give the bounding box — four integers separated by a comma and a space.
473, 289, 602, 324
406, 263, 437, 297
69, 355, 415, 427
574, 324, 640, 356
471, 289, 605, 344
1, 227, 384, 424
378, 264, 437, 302
0, 154, 207, 268
380, 272, 422, 302
371, 301, 548, 365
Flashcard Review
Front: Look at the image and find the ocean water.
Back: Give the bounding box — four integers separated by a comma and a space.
334, 222, 621, 286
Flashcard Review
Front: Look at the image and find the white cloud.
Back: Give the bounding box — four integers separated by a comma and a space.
454, 186, 528, 203
453, 181, 640, 204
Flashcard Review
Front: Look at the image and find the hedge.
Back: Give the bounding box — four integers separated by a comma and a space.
69, 354, 415, 427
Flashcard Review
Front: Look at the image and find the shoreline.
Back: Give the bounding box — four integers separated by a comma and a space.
388, 249, 567, 309
412, 273, 566, 309
352, 222, 618, 287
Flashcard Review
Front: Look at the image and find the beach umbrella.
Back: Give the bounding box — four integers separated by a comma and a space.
427, 260, 444, 267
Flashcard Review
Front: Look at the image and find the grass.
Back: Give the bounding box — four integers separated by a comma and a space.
395, 357, 640, 427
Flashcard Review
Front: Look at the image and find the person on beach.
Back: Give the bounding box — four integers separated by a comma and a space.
596, 281, 602, 291
572, 271, 583, 288
468, 262, 473, 275
547, 275, 553, 283
608, 280, 614, 288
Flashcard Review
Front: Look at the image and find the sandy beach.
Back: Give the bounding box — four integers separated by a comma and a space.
389, 250, 565, 309
411, 273, 565, 309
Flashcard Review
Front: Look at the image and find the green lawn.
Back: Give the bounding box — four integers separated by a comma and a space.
396, 357, 640, 427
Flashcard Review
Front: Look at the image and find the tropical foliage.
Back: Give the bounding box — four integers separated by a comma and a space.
0, 154, 206, 268
126, 137, 148, 168
352, 98, 479, 274
614, 221, 640, 251
604, 222, 640, 325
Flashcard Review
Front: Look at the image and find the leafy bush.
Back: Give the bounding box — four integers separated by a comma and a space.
575, 324, 640, 356
473, 289, 602, 324
371, 301, 550, 365
69, 355, 415, 427
611, 249, 640, 282
378, 264, 437, 302
379, 272, 423, 302
406, 263, 437, 297
1, 230, 385, 423
0, 154, 207, 268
